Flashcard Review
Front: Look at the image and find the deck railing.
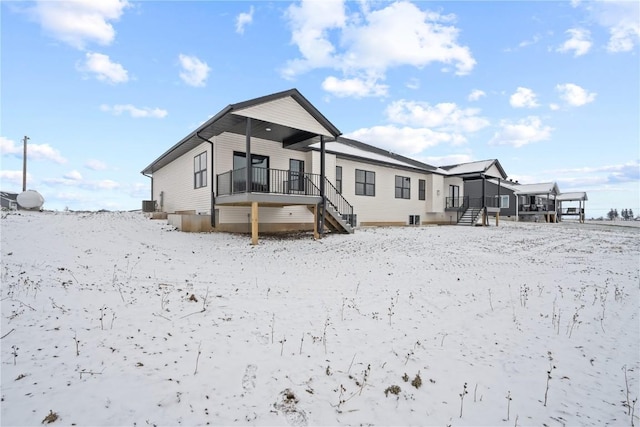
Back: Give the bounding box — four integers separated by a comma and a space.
216, 167, 355, 227
519, 203, 556, 213
217, 167, 322, 197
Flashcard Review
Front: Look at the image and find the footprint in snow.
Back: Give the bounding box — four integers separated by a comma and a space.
274, 389, 308, 427
242, 364, 257, 392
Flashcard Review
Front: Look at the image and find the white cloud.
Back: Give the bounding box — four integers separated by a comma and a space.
549, 103, 560, 111
585, 1, 640, 53
236, 6, 254, 34
557, 28, 592, 57
405, 78, 420, 90
548, 160, 640, 185
518, 34, 541, 48
0, 170, 33, 188
509, 87, 539, 109
346, 125, 464, 156
95, 179, 120, 190
100, 104, 168, 119
489, 116, 553, 148
0, 136, 67, 164
43, 176, 120, 191
178, 54, 211, 87
343, 98, 490, 157
77, 52, 129, 84
64, 170, 83, 181
607, 18, 640, 53
556, 83, 596, 106
282, 1, 475, 97
321, 75, 388, 98
85, 159, 108, 171
385, 100, 490, 133
282, 0, 346, 77
468, 89, 486, 102
29, 0, 130, 50
424, 153, 474, 167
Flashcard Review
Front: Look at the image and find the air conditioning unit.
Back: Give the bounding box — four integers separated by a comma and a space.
142, 200, 157, 212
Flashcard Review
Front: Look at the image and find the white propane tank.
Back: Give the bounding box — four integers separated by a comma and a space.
16, 190, 45, 210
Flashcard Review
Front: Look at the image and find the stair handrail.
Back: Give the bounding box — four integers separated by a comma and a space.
457, 196, 470, 222
304, 176, 354, 227
323, 177, 354, 226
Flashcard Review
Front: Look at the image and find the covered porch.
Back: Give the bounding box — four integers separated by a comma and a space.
199, 89, 350, 244
515, 182, 560, 223
557, 192, 588, 223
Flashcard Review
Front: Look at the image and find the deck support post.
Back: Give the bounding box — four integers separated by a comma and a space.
319, 135, 326, 236
251, 202, 259, 245
313, 204, 319, 240
495, 212, 499, 226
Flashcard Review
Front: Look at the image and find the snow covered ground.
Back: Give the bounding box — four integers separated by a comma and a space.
1, 211, 638, 427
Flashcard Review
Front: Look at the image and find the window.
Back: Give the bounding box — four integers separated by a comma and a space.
194, 151, 207, 189
496, 194, 510, 208
336, 166, 342, 193
395, 175, 410, 199
289, 159, 305, 192
233, 152, 269, 192
449, 185, 460, 207
418, 179, 426, 201
355, 169, 375, 196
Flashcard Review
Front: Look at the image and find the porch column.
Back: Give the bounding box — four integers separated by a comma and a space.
481, 174, 487, 226
246, 118, 252, 192
546, 192, 551, 223
251, 202, 259, 245
482, 174, 486, 210
319, 135, 326, 236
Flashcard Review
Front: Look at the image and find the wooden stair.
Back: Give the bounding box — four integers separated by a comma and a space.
308, 204, 354, 234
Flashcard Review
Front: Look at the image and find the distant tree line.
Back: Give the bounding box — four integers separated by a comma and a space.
607, 208, 636, 220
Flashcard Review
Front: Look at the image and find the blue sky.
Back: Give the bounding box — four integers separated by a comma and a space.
1, 0, 638, 217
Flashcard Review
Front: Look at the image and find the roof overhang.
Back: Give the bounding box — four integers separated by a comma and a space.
514, 182, 561, 196
441, 159, 508, 180
557, 192, 588, 202
142, 89, 341, 175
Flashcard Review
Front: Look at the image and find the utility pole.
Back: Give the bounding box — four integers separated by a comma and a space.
22, 135, 29, 192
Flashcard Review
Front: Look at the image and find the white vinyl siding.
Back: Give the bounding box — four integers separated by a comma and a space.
232, 96, 333, 137
214, 133, 314, 224
337, 158, 430, 224
485, 163, 504, 179
153, 142, 211, 213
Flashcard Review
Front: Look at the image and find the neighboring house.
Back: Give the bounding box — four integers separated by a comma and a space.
439, 160, 509, 225
141, 89, 484, 242
1, 191, 18, 210
556, 192, 588, 223
467, 178, 521, 218
514, 182, 561, 223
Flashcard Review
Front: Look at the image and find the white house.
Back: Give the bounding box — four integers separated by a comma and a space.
141, 89, 490, 243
